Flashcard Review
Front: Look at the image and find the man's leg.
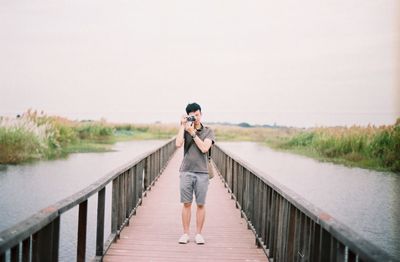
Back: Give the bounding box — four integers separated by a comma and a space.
194, 173, 209, 234
180, 172, 194, 235
194, 173, 209, 244
182, 203, 192, 234
179, 172, 194, 243
196, 204, 205, 234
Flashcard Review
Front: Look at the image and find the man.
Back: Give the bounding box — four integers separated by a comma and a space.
175, 102, 215, 244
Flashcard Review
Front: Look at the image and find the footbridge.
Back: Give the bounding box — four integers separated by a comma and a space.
0, 139, 394, 261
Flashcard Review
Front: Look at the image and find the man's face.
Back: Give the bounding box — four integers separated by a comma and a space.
188, 110, 202, 125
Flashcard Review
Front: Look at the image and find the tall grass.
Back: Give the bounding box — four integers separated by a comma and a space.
211, 124, 299, 142
0, 111, 178, 164
0, 111, 117, 164
0, 114, 51, 163
113, 123, 178, 140
274, 120, 400, 173
0, 126, 43, 164
76, 123, 114, 140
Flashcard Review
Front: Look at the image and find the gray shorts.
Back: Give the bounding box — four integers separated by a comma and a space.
180, 172, 209, 205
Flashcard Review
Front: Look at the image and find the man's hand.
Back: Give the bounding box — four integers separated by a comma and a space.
180, 115, 188, 126
185, 122, 196, 136
176, 115, 188, 148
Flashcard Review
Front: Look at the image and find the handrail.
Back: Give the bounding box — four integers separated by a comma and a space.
0, 138, 177, 262
211, 144, 395, 262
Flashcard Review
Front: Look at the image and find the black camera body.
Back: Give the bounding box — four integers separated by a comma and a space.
186, 116, 196, 122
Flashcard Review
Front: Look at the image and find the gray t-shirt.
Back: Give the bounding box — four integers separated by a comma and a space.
179, 125, 215, 173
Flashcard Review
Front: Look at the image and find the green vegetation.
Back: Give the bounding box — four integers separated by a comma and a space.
113, 123, 177, 140
212, 124, 298, 143
271, 121, 400, 173
0, 126, 44, 164
0, 110, 177, 164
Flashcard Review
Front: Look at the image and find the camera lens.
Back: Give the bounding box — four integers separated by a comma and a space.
186, 116, 196, 122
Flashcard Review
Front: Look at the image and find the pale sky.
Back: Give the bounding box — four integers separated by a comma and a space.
1, 0, 399, 127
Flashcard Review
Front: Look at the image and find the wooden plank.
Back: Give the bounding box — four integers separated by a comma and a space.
103, 148, 268, 262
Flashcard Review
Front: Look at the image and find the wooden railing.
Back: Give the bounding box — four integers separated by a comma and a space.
211, 144, 395, 262
0, 139, 176, 262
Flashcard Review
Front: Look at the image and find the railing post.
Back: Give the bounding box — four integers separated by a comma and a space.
129, 168, 134, 214
118, 174, 123, 228
11, 243, 19, 262
286, 204, 296, 260
244, 170, 250, 222
254, 180, 264, 247
96, 187, 106, 257
139, 161, 144, 200
144, 157, 149, 191
260, 184, 267, 246
253, 176, 259, 233
320, 227, 332, 262
53, 217, 60, 261
268, 191, 277, 258
248, 172, 255, 223
237, 165, 243, 208
232, 161, 237, 197
111, 177, 119, 237
336, 241, 346, 261
22, 237, 31, 262
348, 247, 357, 262
123, 172, 127, 221
77, 200, 88, 262
32, 217, 59, 262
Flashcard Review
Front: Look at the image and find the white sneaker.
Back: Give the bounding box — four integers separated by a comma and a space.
179, 233, 189, 244
195, 234, 205, 244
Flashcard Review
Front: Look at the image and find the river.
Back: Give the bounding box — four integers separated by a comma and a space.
218, 141, 400, 259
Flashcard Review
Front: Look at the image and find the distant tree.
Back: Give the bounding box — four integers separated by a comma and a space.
238, 122, 252, 128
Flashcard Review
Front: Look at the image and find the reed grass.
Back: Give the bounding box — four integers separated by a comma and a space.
210, 124, 299, 142
113, 123, 178, 140
0, 110, 176, 164
266, 120, 400, 173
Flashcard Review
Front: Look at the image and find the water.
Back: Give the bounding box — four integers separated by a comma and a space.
218, 141, 400, 259
0, 140, 167, 261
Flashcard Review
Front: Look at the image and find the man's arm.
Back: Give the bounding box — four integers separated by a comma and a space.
175, 115, 187, 148
192, 137, 213, 153
176, 125, 185, 148
185, 124, 213, 153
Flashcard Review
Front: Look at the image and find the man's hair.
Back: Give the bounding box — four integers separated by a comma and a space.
185, 103, 201, 114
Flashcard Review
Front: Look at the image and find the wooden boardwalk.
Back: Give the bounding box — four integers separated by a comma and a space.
103, 148, 268, 262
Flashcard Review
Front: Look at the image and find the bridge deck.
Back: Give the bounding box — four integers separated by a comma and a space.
103, 148, 268, 261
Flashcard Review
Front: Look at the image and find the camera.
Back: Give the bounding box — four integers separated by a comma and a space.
186, 116, 196, 122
